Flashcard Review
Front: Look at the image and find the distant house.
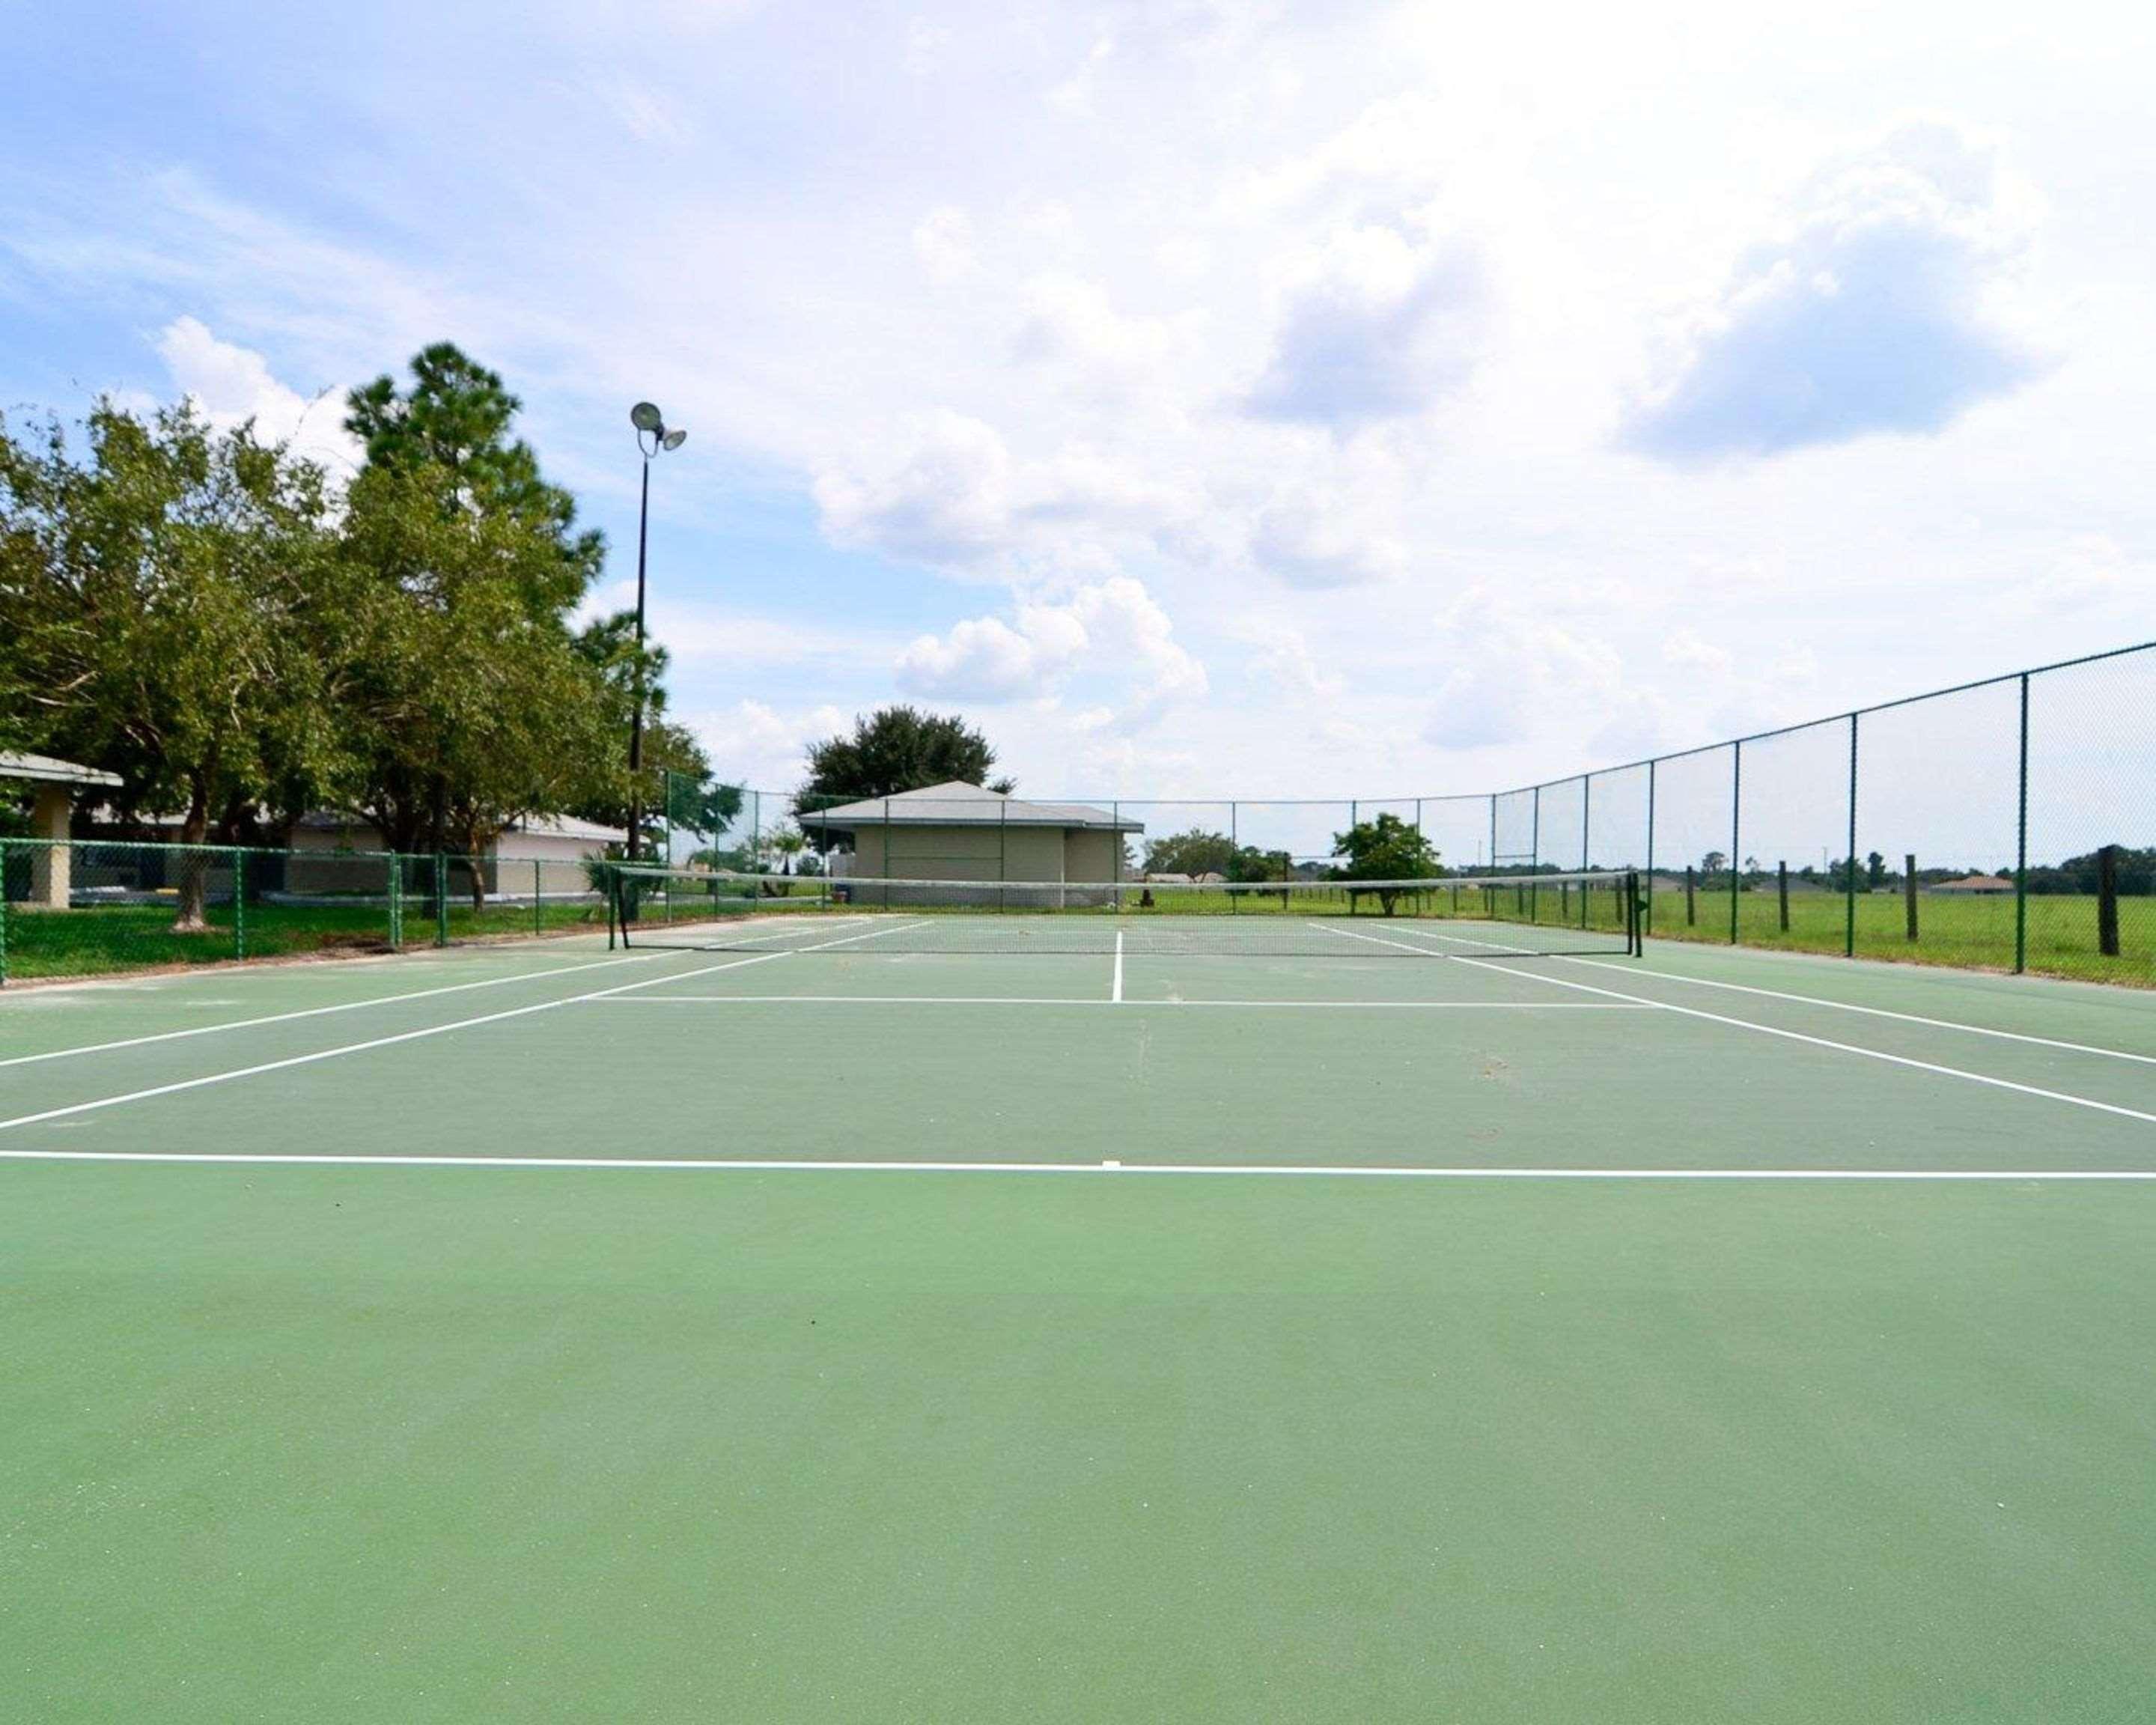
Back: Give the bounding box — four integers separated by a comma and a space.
287, 812, 625, 868
799, 781, 1144, 904
1928, 874, 2014, 895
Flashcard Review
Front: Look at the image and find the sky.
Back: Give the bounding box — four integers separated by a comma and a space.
3, 0, 2152, 857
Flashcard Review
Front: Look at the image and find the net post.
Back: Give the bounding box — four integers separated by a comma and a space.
1230, 801, 1239, 913
2098, 845, 2121, 958
1580, 776, 1592, 927
1629, 868, 1642, 955
533, 859, 543, 937
605, 865, 619, 949
1488, 794, 1496, 874
883, 799, 892, 910
1729, 740, 1741, 944
1529, 785, 1540, 925
434, 853, 449, 947
1845, 712, 1860, 959
1112, 801, 1123, 913
2014, 672, 2029, 973
388, 854, 403, 952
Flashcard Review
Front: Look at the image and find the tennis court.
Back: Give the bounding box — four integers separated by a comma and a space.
4, 898, 2155, 1722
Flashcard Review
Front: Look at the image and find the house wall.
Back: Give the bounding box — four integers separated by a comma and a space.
1064, 828, 1124, 884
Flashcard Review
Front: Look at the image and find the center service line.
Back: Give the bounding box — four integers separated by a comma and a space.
1112, 930, 1124, 1003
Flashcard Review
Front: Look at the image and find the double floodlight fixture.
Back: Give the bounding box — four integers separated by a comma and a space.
631, 401, 687, 455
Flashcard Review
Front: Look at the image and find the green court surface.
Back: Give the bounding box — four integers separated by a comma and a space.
4, 919, 2154, 1721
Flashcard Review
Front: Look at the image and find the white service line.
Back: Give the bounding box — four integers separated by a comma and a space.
0, 921, 933, 1137
1112, 931, 1124, 1003
4, 1149, 2154, 1179
1559, 958, 2156, 1067
0, 946, 680, 1070
1449, 955, 2156, 1128
1316, 921, 1488, 958
586, 996, 1652, 1009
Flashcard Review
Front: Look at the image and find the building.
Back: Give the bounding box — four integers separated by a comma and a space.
1, 752, 124, 908
1928, 874, 2015, 895
800, 782, 1144, 903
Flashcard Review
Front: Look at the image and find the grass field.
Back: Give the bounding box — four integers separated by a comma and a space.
1648, 884, 2152, 984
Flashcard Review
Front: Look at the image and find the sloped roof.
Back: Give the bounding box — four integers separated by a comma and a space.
799, 781, 1142, 833
0, 751, 123, 788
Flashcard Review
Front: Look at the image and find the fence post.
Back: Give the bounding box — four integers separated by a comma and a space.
1778, 860, 1789, 933
1729, 740, 1742, 944
1685, 864, 1696, 926
1644, 759, 1656, 934
232, 848, 246, 961
1904, 854, 1919, 942
2098, 845, 2121, 958
534, 859, 543, 937
1845, 713, 1860, 959
2015, 673, 2029, 974
1529, 785, 1541, 922
1488, 794, 1496, 874
434, 853, 449, 947
999, 800, 1007, 914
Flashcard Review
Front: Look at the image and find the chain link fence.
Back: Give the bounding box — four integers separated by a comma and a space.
6, 642, 2149, 986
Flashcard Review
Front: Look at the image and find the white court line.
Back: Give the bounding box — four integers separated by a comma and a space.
1446, 955, 2156, 1128
1558, 958, 2156, 1068
1318, 921, 1497, 958
586, 995, 1652, 1009
1112, 931, 1124, 1003
4, 1150, 2152, 1179
0, 920, 931, 1137
0, 946, 681, 1071
625, 913, 873, 952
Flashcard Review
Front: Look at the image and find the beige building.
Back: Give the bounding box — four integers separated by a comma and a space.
1, 751, 124, 908
801, 782, 1142, 904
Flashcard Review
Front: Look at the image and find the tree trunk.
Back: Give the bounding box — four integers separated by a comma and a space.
173, 776, 212, 933
468, 839, 489, 912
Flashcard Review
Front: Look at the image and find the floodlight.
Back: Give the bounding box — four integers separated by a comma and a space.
630, 402, 664, 433
662, 428, 687, 451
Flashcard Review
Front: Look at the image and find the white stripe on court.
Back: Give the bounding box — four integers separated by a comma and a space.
0, 920, 932, 1137
1446, 955, 2156, 1128
583, 995, 1651, 1009
1556, 958, 2156, 1067
4, 1150, 2152, 1178
0, 946, 682, 1070
1112, 931, 1124, 1003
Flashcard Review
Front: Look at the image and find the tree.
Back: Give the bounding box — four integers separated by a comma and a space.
1867, 851, 1886, 889
333, 457, 619, 901
0, 401, 346, 927
345, 343, 602, 613
799, 707, 1008, 812
1143, 829, 1237, 877
1330, 812, 1440, 915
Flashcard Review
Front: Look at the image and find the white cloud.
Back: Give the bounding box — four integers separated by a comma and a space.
913, 206, 975, 282
898, 576, 1207, 721
813, 410, 1012, 565
1247, 225, 1488, 427
1661, 629, 1732, 675
153, 317, 362, 472
1621, 121, 2046, 460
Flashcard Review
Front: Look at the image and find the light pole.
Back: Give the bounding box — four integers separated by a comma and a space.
626, 402, 686, 865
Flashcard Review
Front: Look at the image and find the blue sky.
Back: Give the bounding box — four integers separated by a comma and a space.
3, 0, 2152, 843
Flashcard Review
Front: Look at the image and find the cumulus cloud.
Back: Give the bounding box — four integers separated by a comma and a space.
1249, 490, 1405, 588
1621, 121, 2045, 461
1243, 624, 1342, 701
897, 576, 1207, 721
1421, 585, 1633, 752
154, 317, 361, 472
913, 205, 975, 282
1010, 274, 1172, 381
813, 410, 1012, 564
1246, 225, 1487, 427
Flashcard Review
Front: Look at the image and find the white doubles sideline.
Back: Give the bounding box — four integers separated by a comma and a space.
590, 996, 1648, 1009
0, 920, 929, 1137
3, 1149, 2154, 1178
0, 913, 877, 1071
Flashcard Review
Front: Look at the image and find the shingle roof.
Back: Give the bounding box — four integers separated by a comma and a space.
799, 781, 1143, 832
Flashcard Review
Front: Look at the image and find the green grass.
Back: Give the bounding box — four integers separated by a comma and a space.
0, 895, 611, 981
1647, 886, 2153, 985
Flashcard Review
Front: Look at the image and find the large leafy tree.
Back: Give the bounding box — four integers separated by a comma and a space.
798, 706, 1011, 813
0, 401, 346, 926
1330, 812, 1440, 915
1141, 827, 1292, 883
345, 343, 603, 612
335, 458, 618, 896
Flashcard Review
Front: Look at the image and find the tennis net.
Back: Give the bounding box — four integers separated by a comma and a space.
606, 868, 1642, 958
